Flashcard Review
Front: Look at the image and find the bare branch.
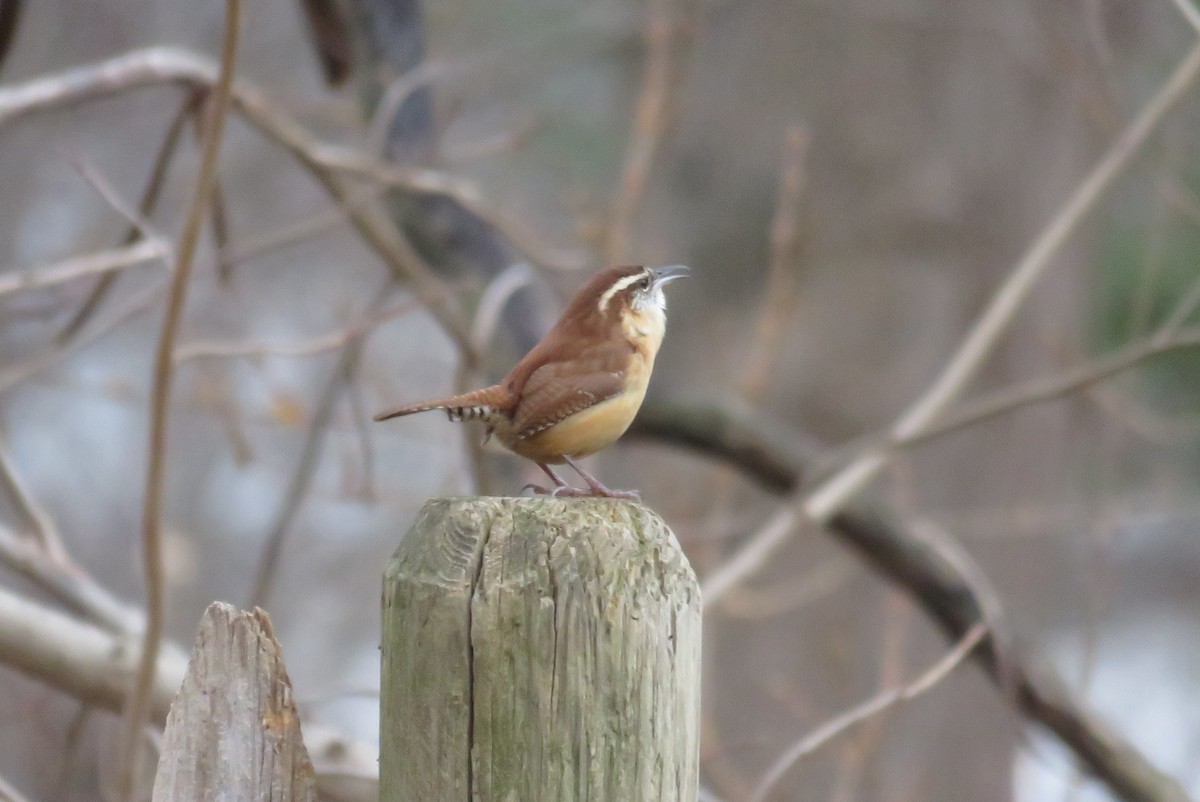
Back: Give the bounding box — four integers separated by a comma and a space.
0, 437, 66, 563
0, 524, 141, 635
0, 47, 485, 354
0, 282, 162, 397
631, 401, 1195, 802
174, 329, 354, 363
343, 378, 378, 502
219, 204, 348, 266
311, 147, 588, 273
0, 240, 167, 299
748, 624, 987, 802
605, 0, 688, 262
249, 278, 396, 609
701, 505, 802, 604
741, 125, 809, 401
704, 40, 1200, 610
894, 328, 1200, 450
174, 293, 428, 365
209, 175, 234, 283
119, 3, 242, 797
65, 153, 165, 244
804, 41, 1200, 525
0, 583, 185, 721
55, 90, 202, 345
715, 556, 856, 620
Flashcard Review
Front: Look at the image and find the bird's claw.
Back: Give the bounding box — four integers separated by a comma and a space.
551, 485, 640, 500
522, 480, 640, 500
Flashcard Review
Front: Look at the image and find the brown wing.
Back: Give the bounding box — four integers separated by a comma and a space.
510, 342, 632, 440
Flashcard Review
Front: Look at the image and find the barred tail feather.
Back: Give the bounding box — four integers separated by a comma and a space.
372, 401, 450, 421
373, 385, 512, 423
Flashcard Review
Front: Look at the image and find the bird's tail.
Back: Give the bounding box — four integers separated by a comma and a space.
373, 385, 512, 423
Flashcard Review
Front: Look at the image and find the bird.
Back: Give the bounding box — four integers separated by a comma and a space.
373, 264, 690, 498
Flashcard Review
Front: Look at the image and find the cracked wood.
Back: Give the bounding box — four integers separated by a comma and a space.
381, 497, 701, 802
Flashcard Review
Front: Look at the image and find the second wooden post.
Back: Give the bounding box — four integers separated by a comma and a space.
381, 496, 701, 802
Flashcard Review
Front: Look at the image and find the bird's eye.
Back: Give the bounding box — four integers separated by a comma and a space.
637, 277, 651, 291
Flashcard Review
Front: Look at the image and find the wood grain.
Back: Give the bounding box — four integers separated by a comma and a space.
382, 497, 701, 802
152, 602, 317, 802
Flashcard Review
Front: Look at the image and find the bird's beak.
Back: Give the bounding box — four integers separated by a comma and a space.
652, 265, 691, 287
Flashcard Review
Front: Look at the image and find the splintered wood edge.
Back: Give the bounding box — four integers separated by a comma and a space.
152, 601, 317, 802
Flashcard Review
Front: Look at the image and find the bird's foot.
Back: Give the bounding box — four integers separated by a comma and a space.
553, 484, 640, 500
525, 461, 640, 499
521, 483, 640, 499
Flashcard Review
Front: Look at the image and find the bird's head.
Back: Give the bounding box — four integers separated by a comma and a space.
591, 265, 689, 344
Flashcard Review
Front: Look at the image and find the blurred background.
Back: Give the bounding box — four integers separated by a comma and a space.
0, 0, 1199, 800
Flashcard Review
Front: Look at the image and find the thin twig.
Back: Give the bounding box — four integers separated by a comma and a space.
905, 516, 1017, 697
632, 400, 1194, 802
439, 114, 544, 165
805, 41, 1200, 524
210, 177, 234, 283
312, 148, 588, 272
117, 3, 241, 799
0, 437, 66, 563
605, 0, 681, 262
701, 506, 802, 604
0, 282, 163, 396
0, 240, 167, 299
219, 204, 349, 266
716, 556, 855, 620
174, 297, 423, 363
249, 278, 395, 609
704, 41, 1200, 608
741, 125, 809, 401
65, 153, 165, 243
893, 328, 1200, 450
703, 327, 1200, 603
56, 90, 202, 345
747, 624, 987, 802
829, 594, 910, 802
344, 378, 378, 502
0, 46, 539, 344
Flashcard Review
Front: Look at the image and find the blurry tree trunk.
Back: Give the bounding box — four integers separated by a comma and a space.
152, 602, 317, 802
381, 497, 702, 802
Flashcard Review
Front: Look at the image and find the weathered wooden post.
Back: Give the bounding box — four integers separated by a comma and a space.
381, 497, 701, 802
153, 603, 316, 802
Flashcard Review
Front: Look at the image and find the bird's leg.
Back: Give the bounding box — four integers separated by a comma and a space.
559, 455, 640, 500
521, 463, 572, 496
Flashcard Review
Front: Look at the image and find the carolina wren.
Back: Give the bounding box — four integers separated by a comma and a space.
373, 264, 689, 498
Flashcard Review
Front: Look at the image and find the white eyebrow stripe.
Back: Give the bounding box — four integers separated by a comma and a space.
597, 272, 646, 313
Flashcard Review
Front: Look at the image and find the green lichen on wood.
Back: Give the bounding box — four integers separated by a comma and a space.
381, 497, 701, 802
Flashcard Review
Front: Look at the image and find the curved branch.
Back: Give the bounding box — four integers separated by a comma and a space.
120, 5, 242, 799
630, 400, 1192, 802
